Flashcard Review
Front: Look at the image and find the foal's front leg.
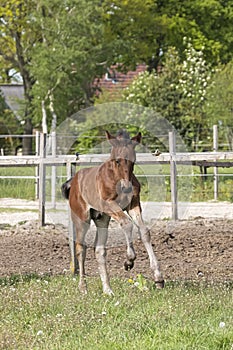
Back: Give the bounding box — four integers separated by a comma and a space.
128, 205, 164, 288
111, 211, 136, 271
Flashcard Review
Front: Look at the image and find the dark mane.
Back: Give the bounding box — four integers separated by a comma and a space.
116, 129, 131, 145
116, 129, 130, 139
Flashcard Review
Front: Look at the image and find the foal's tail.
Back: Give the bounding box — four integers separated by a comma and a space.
61, 177, 73, 199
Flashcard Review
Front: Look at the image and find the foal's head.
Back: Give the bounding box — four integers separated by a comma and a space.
106, 130, 141, 193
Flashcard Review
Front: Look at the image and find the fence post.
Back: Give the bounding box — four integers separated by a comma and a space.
213, 125, 218, 200
66, 161, 78, 274
35, 131, 40, 200
38, 133, 46, 226
51, 131, 57, 209
169, 131, 178, 220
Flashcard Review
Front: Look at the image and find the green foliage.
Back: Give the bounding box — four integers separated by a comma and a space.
103, 0, 233, 70
102, 0, 163, 68
124, 44, 214, 149
154, 0, 233, 66
205, 61, 233, 149
124, 47, 183, 131
0, 1, 34, 83
29, 0, 109, 126
1, 0, 233, 136
0, 0, 37, 93
0, 0, 232, 159
179, 40, 214, 148
0, 275, 232, 349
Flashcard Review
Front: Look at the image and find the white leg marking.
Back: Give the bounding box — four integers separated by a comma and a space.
94, 216, 113, 295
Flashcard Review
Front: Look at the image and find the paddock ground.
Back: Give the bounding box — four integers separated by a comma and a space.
1, 198, 233, 226
0, 217, 232, 284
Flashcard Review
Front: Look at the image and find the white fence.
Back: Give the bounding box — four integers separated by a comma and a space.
1, 131, 233, 225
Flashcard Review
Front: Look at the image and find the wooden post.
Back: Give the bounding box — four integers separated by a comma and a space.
169, 131, 178, 220
38, 133, 46, 226
213, 125, 218, 201
35, 131, 40, 199
51, 131, 56, 209
66, 161, 78, 274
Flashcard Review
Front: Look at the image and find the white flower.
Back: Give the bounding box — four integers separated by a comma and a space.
37, 330, 43, 336
219, 321, 225, 328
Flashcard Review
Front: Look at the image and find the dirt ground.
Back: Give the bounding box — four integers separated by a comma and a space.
0, 219, 232, 283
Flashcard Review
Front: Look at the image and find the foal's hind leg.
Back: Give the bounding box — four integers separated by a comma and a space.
93, 213, 113, 295
72, 213, 90, 294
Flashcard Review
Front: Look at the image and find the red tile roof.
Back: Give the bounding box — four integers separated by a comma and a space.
94, 64, 147, 98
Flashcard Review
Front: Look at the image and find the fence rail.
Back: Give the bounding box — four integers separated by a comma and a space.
0, 155, 78, 166
1, 132, 233, 224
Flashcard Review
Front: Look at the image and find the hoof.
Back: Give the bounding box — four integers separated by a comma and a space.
79, 283, 88, 294
124, 260, 134, 271
103, 288, 114, 296
79, 288, 88, 295
155, 280, 165, 289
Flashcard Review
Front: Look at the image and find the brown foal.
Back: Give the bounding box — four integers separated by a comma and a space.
62, 130, 164, 294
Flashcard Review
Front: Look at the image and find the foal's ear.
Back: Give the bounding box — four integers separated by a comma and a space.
105, 130, 118, 146
131, 132, 142, 146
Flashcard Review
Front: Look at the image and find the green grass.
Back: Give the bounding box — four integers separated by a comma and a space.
0, 207, 38, 213
0, 167, 36, 200
0, 275, 232, 350
1, 164, 233, 202
0, 166, 66, 201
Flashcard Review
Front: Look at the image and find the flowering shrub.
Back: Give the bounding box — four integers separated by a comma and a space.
124, 41, 214, 149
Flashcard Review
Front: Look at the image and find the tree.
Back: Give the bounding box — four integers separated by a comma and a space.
205, 61, 233, 149
179, 40, 213, 148
124, 44, 213, 149
0, 0, 115, 146
0, 0, 38, 154
102, 0, 166, 70
123, 48, 183, 134
1, 0, 233, 150
28, 0, 117, 131
103, 0, 233, 69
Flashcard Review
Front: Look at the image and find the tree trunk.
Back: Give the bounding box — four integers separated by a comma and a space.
22, 118, 33, 155
15, 30, 34, 155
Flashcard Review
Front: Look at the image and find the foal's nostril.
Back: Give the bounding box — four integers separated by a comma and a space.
122, 186, 132, 193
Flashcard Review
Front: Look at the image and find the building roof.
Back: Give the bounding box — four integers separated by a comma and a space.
95, 64, 147, 98
0, 84, 25, 118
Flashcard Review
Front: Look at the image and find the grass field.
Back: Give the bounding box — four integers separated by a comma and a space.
0, 275, 232, 350
1, 165, 233, 202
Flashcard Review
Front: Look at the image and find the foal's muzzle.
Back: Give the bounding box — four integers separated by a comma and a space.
120, 180, 133, 193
